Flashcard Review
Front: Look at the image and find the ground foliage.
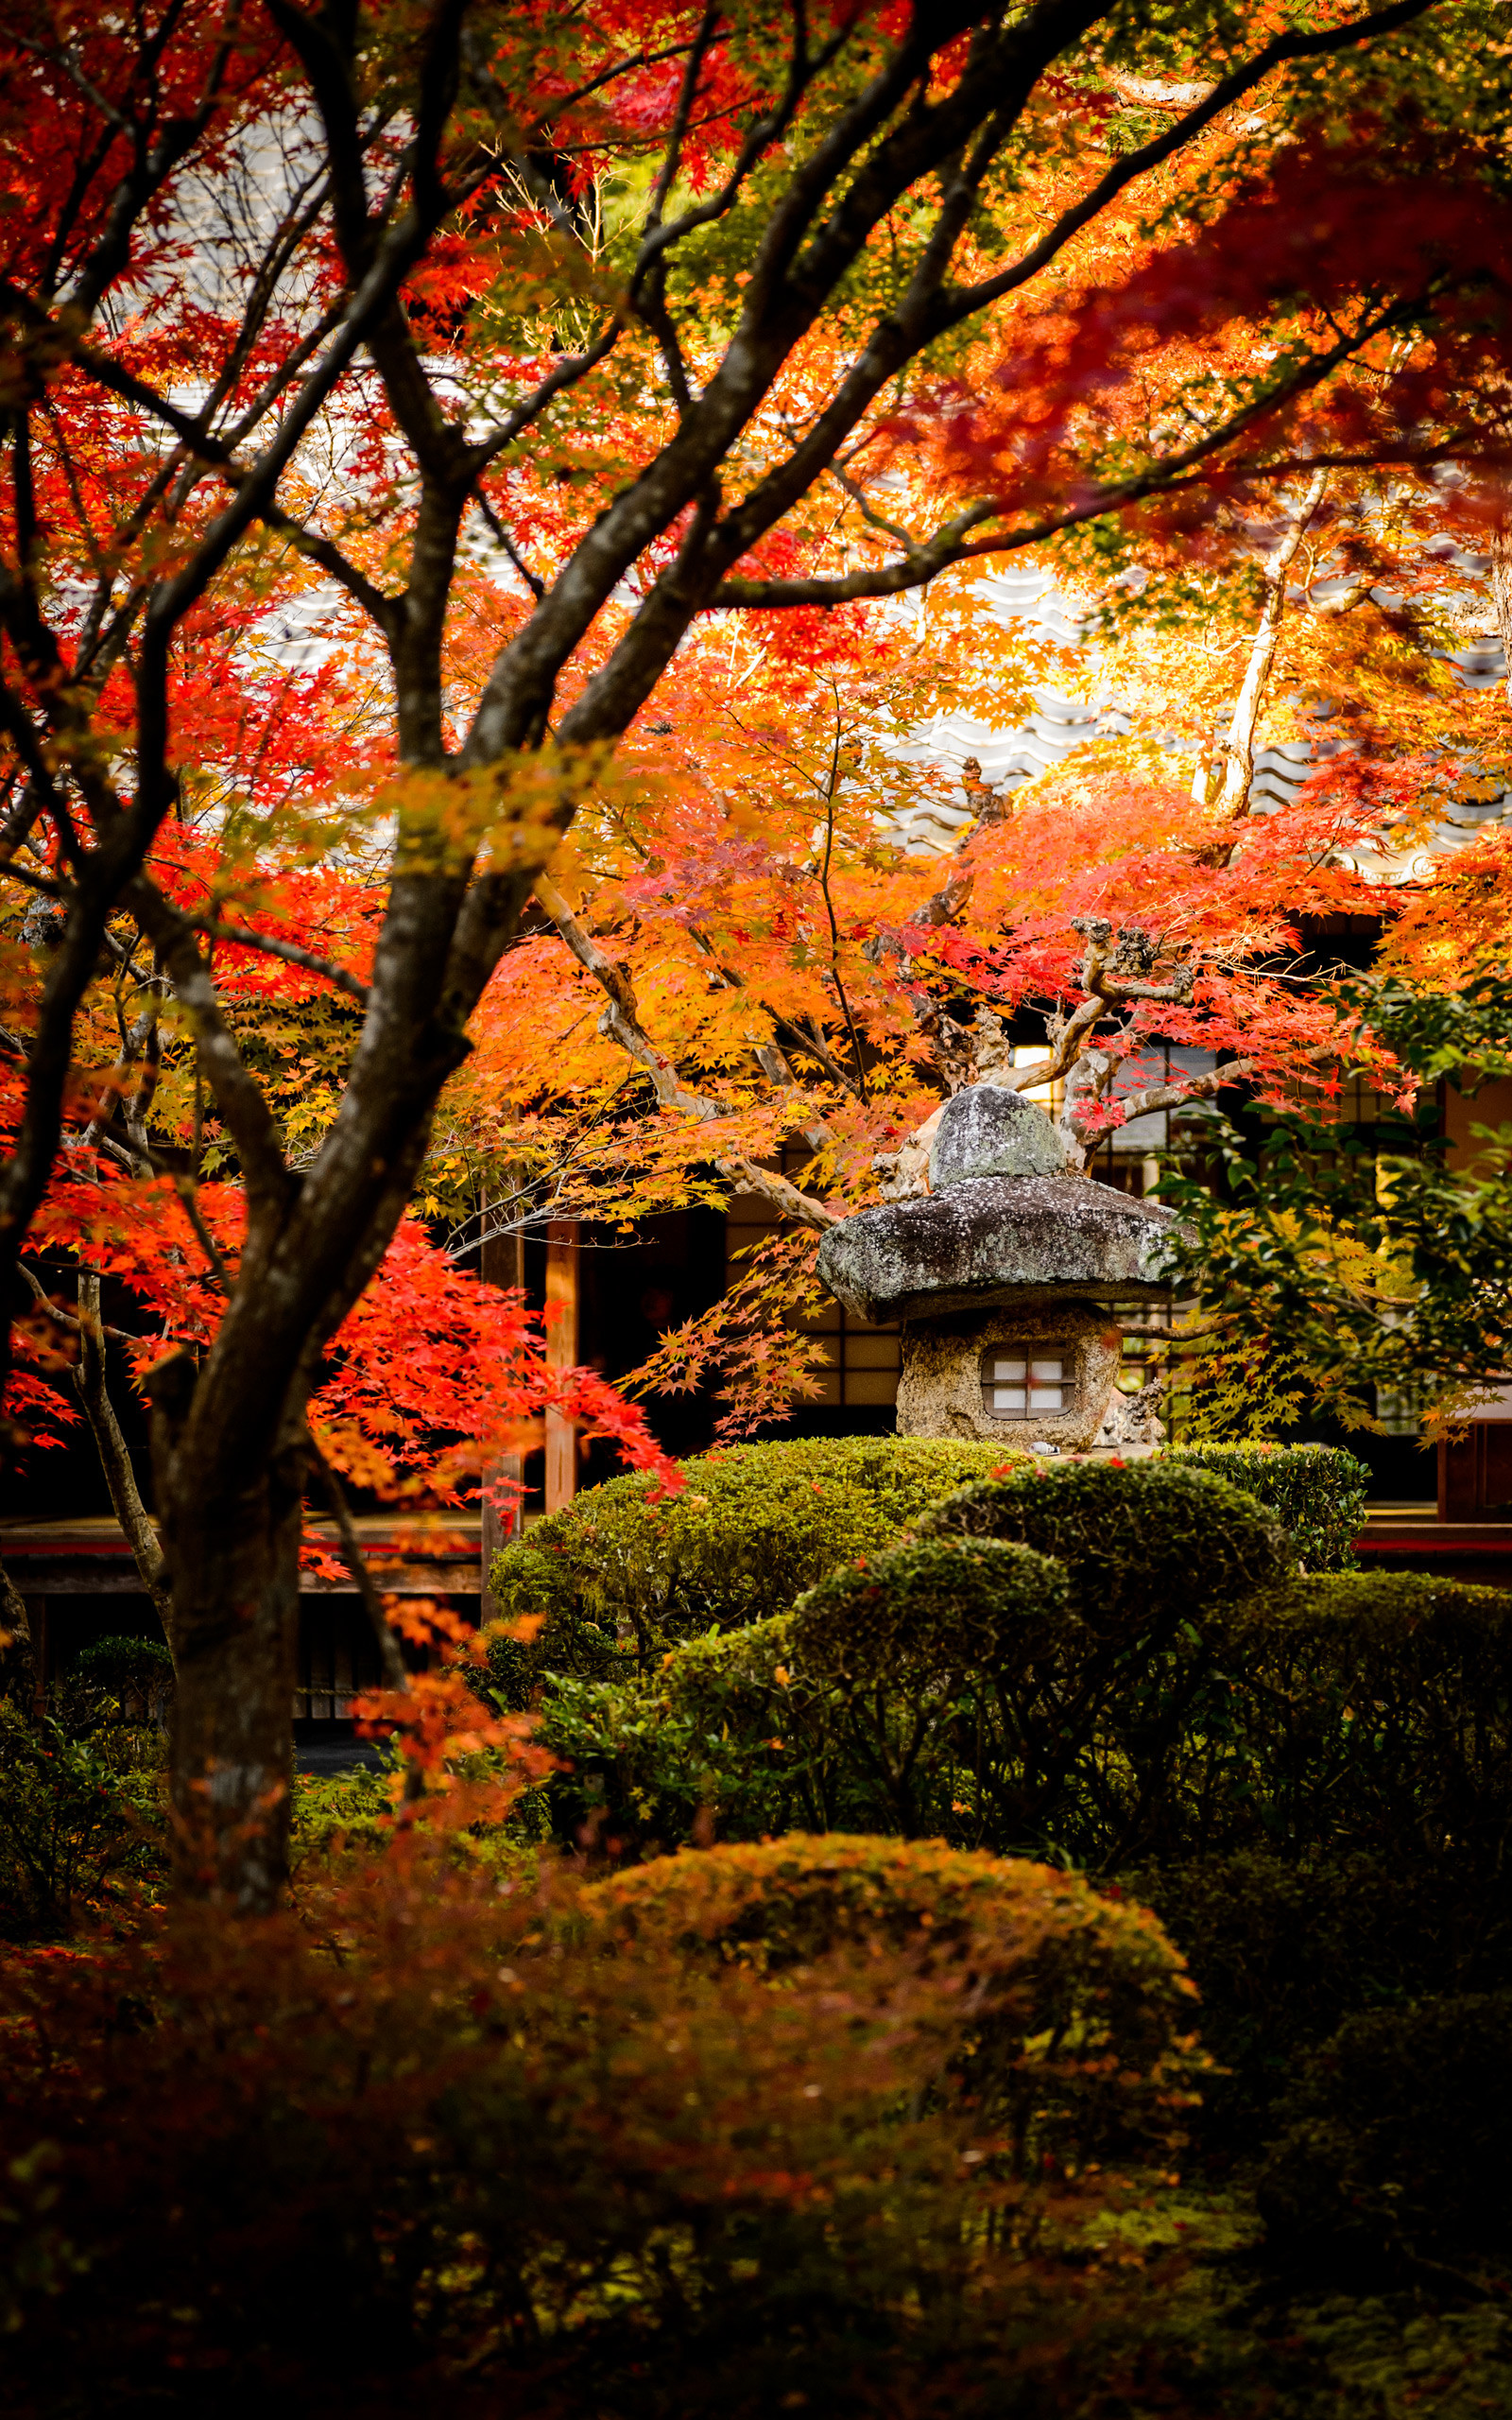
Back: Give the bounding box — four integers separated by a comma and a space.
1255, 1991, 1512, 2289
0, 1835, 1219, 2420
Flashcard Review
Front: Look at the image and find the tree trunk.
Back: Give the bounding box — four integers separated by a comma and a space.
1213, 467, 1329, 819
151, 1357, 305, 1912
1490, 527, 1512, 704
543, 1219, 581, 1512
480, 1190, 527, 1613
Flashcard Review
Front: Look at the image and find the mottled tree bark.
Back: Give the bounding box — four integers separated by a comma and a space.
1489, 527, 1512, 705
150, 1355, 305, 1911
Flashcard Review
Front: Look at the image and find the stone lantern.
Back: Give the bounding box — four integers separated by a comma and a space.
816, 1083, 1177, 1450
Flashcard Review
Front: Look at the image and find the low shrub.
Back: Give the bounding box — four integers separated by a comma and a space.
539, 1503, 1510, 1875
1199, 1572, 1512, 1869
791, 1535, 1070, 1683
537, 1538, 1076, 1857
786, 1539, 1099, 1844
0, 1841, 1206, 2418
535, 1623, 881, 1854
584, 1834, 1204, 2177
1160, 1442, 1370, 1571
1255, 1992, 1512, 2284
289, 1751, 403, 1867
489, 1434, 1028, 1692
886, 1461, 1291, 1862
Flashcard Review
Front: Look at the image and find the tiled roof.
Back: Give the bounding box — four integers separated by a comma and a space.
880, 564, 1512, 876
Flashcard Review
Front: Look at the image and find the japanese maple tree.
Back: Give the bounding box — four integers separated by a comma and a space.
1, 0, 1509, 1903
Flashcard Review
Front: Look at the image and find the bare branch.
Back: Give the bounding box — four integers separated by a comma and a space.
1104, 73, 1217, 109
1213, 467, 1329, 817
1108, 1066, 1253, 1128
125, 882, 295, 1217
303, 1431, 410, 1693
25, 1260, 176, 1642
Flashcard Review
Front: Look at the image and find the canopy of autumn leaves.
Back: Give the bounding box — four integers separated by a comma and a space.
3, 0, 1512, 1480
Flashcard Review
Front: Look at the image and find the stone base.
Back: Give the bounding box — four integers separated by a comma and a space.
896, 1304, 1124, 1452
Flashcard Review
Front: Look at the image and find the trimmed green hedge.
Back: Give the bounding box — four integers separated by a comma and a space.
1160, 1441, 1370, 1570
1198, 1571, 1512, 1868
535, 1462, 1291, 1862
917, 1456, 1292, 1628
488, 1435, 1028, 1693
791, 1536, 1069, 1684
535, 1529, 1512, 1877
1135, 1848, 1512, 2158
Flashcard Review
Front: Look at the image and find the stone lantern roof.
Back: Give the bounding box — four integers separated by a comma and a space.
817, 1083, 1178, 1326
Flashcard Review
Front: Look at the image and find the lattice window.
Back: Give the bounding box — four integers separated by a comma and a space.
980, 1348, 1067, 1419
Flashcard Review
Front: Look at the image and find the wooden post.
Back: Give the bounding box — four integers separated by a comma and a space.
544, 1219, 580, 1513
481, 1201, 527, 1608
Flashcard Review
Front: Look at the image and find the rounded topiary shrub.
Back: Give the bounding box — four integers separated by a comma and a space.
581, 1835, 1203, 2169
1160, 1441, 1370, 1571
791, 1537, 1069, 1685
489, 1435, 1029, 1687
918, 1457, 1290, 1634
1210, 1570, 1512, 1865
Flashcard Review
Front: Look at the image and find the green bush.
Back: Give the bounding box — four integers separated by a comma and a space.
540, 1486, 1475, 1865
1133, 1851, 1512, 2155
865, 1461, 1292, 1862
1255, 1992, 1512, 2283
918, 1456, 1292, 1629
1160, 1442, 1370, 1570
537, 1542, 1076, 1857
71, 1634, 174, 1726
583, 1835, 1204, 2174
489, 1435, 1029, 1692
537, 1503, 1512, 1884
1201, 1572, 1512, 1868
782, 1539, 1076, 1841
534, 1613, 894, 1852
0, 1701, 166, 1937
791, 1535, 1070, 1683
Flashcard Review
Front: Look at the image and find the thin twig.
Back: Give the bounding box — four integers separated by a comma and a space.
303, 1431, 410, 1694
182, 915, 370, 1005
